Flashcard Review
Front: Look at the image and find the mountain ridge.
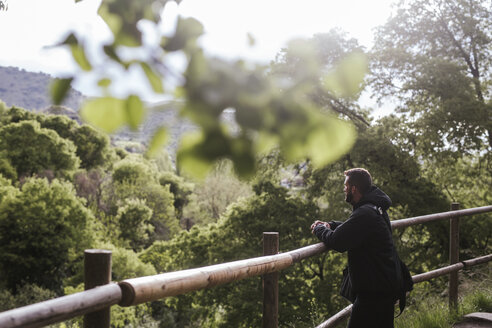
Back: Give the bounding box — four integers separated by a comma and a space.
0, 66, 85, 111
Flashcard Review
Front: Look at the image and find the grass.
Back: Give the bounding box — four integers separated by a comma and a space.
395, 280, 492, 328
299, 273, 492, 328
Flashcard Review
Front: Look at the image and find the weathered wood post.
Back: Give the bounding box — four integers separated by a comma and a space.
263, 232, 279, 328
84, 249, 112, 328
449, 203, 460, 310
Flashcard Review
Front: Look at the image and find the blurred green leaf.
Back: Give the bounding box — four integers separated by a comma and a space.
323, 52, 368, 98
98, 78, 112, 88
230, 137, 256, 178
125, 95, 145, 130
103, 44, 129, 68
306, 116, 356, 166
256, 132, 278, 154
70, 44, 92, 71
50, 78, 73, 105
80, 97, 126, 133
55, 33, 91, 71
177, 132, 214, 178
140, 62, 164, 93
98, 3, 123, 40
146, 127, 168, 158
59, 33, 78, 46
162, 16, 204, 52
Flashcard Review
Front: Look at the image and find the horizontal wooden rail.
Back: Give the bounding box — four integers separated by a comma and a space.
101, 206, 492, 306
0, 284, 122, 328
391, 205, 492, 229
119, 243, 330, 306
316, 254, 492, 328
0, 205, 490, 327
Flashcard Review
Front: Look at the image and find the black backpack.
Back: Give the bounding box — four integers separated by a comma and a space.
361, 204, 414, 316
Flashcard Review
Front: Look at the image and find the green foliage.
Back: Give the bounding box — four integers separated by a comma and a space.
396, 283, 492, 328
0, 283, 56, 311
0, 100, 7, 115
105, 156, 179, 241
271, 30, 370, 127
371, 0, 492, 152
0, 174, 16, 204
0, 178, 93, 291
69, 125, 112, 169
146, 127, 168, 158
0, 155, 17, 181
80, 95, 146, 134
141, 182, 347, 327
159, 171, 194, 220
112, 157, 155, 184
0, 105, 37, 123
64, 281, 159, 328
92, 242, 157, 281
39, 114, 112, 169
0, 120, 79, 178
0, 107, 112, 170
183, 161, 252, 225
55, 1, 363, 179
50, 78, 74, 105
117, 198, 154, 251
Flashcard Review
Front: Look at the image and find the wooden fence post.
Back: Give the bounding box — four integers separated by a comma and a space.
84, 249, 112, 328
449, 203, 460, 310
263, 232, 279, 328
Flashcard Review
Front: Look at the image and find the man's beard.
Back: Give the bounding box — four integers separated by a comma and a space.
345, 190, 353, 203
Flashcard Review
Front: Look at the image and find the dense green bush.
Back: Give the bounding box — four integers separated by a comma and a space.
0, 120, 80, 178
0, 178, 93, 292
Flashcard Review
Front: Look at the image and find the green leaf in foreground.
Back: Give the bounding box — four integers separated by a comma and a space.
50, 78, 73, 105
306, 116, 357, 166
97, 78, 112, 88
80, 97, 126, 133
70, 44, 92, 71
162, 16, 204, 52
323, 52, 368, 98
177, 132, 215, 179
146, 127, 168, 158
125, 95, 145, 130
140, 62, 164, 93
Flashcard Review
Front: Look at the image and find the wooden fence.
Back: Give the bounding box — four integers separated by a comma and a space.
0, 203, 490, 328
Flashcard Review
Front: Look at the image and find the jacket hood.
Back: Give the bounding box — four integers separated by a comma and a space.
356, 185, 392, 211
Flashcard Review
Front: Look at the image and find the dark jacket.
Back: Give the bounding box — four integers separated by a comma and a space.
314, 186, 399, 295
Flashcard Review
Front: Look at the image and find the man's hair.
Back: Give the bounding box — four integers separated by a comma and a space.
344, 168, 372, 194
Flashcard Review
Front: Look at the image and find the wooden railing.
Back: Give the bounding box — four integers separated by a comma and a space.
0, 203, 491, 328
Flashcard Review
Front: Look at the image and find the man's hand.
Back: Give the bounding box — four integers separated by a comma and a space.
310, 220, 330, 234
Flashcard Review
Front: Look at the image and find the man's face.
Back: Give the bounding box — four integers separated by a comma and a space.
344, 176, 353, 203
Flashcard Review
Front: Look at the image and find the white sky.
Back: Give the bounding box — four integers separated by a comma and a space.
0, 0, 396, 115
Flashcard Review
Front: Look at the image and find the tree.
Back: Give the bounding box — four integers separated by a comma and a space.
41, 115, 112, 169
0, 178, 93, 292
0, 106, 113, 170
159, 171, 194, 222
0, 120, 79, 178
271, 29, 371, 128
371, 0, 492, 153
183, 160, 252, 226
140, 183, 346, 327
51, 0, 370, 179
117, 198, 154, 251
104, 156, 179, 241
0, 154, 17, 182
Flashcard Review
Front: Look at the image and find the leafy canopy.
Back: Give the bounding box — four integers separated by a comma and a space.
52, 0, 372, 178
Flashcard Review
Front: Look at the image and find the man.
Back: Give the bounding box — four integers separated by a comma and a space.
311, 168, 399, 328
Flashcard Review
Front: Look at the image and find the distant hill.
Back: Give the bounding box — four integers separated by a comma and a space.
0, 65, 237, 157
0, 66, 84, 110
